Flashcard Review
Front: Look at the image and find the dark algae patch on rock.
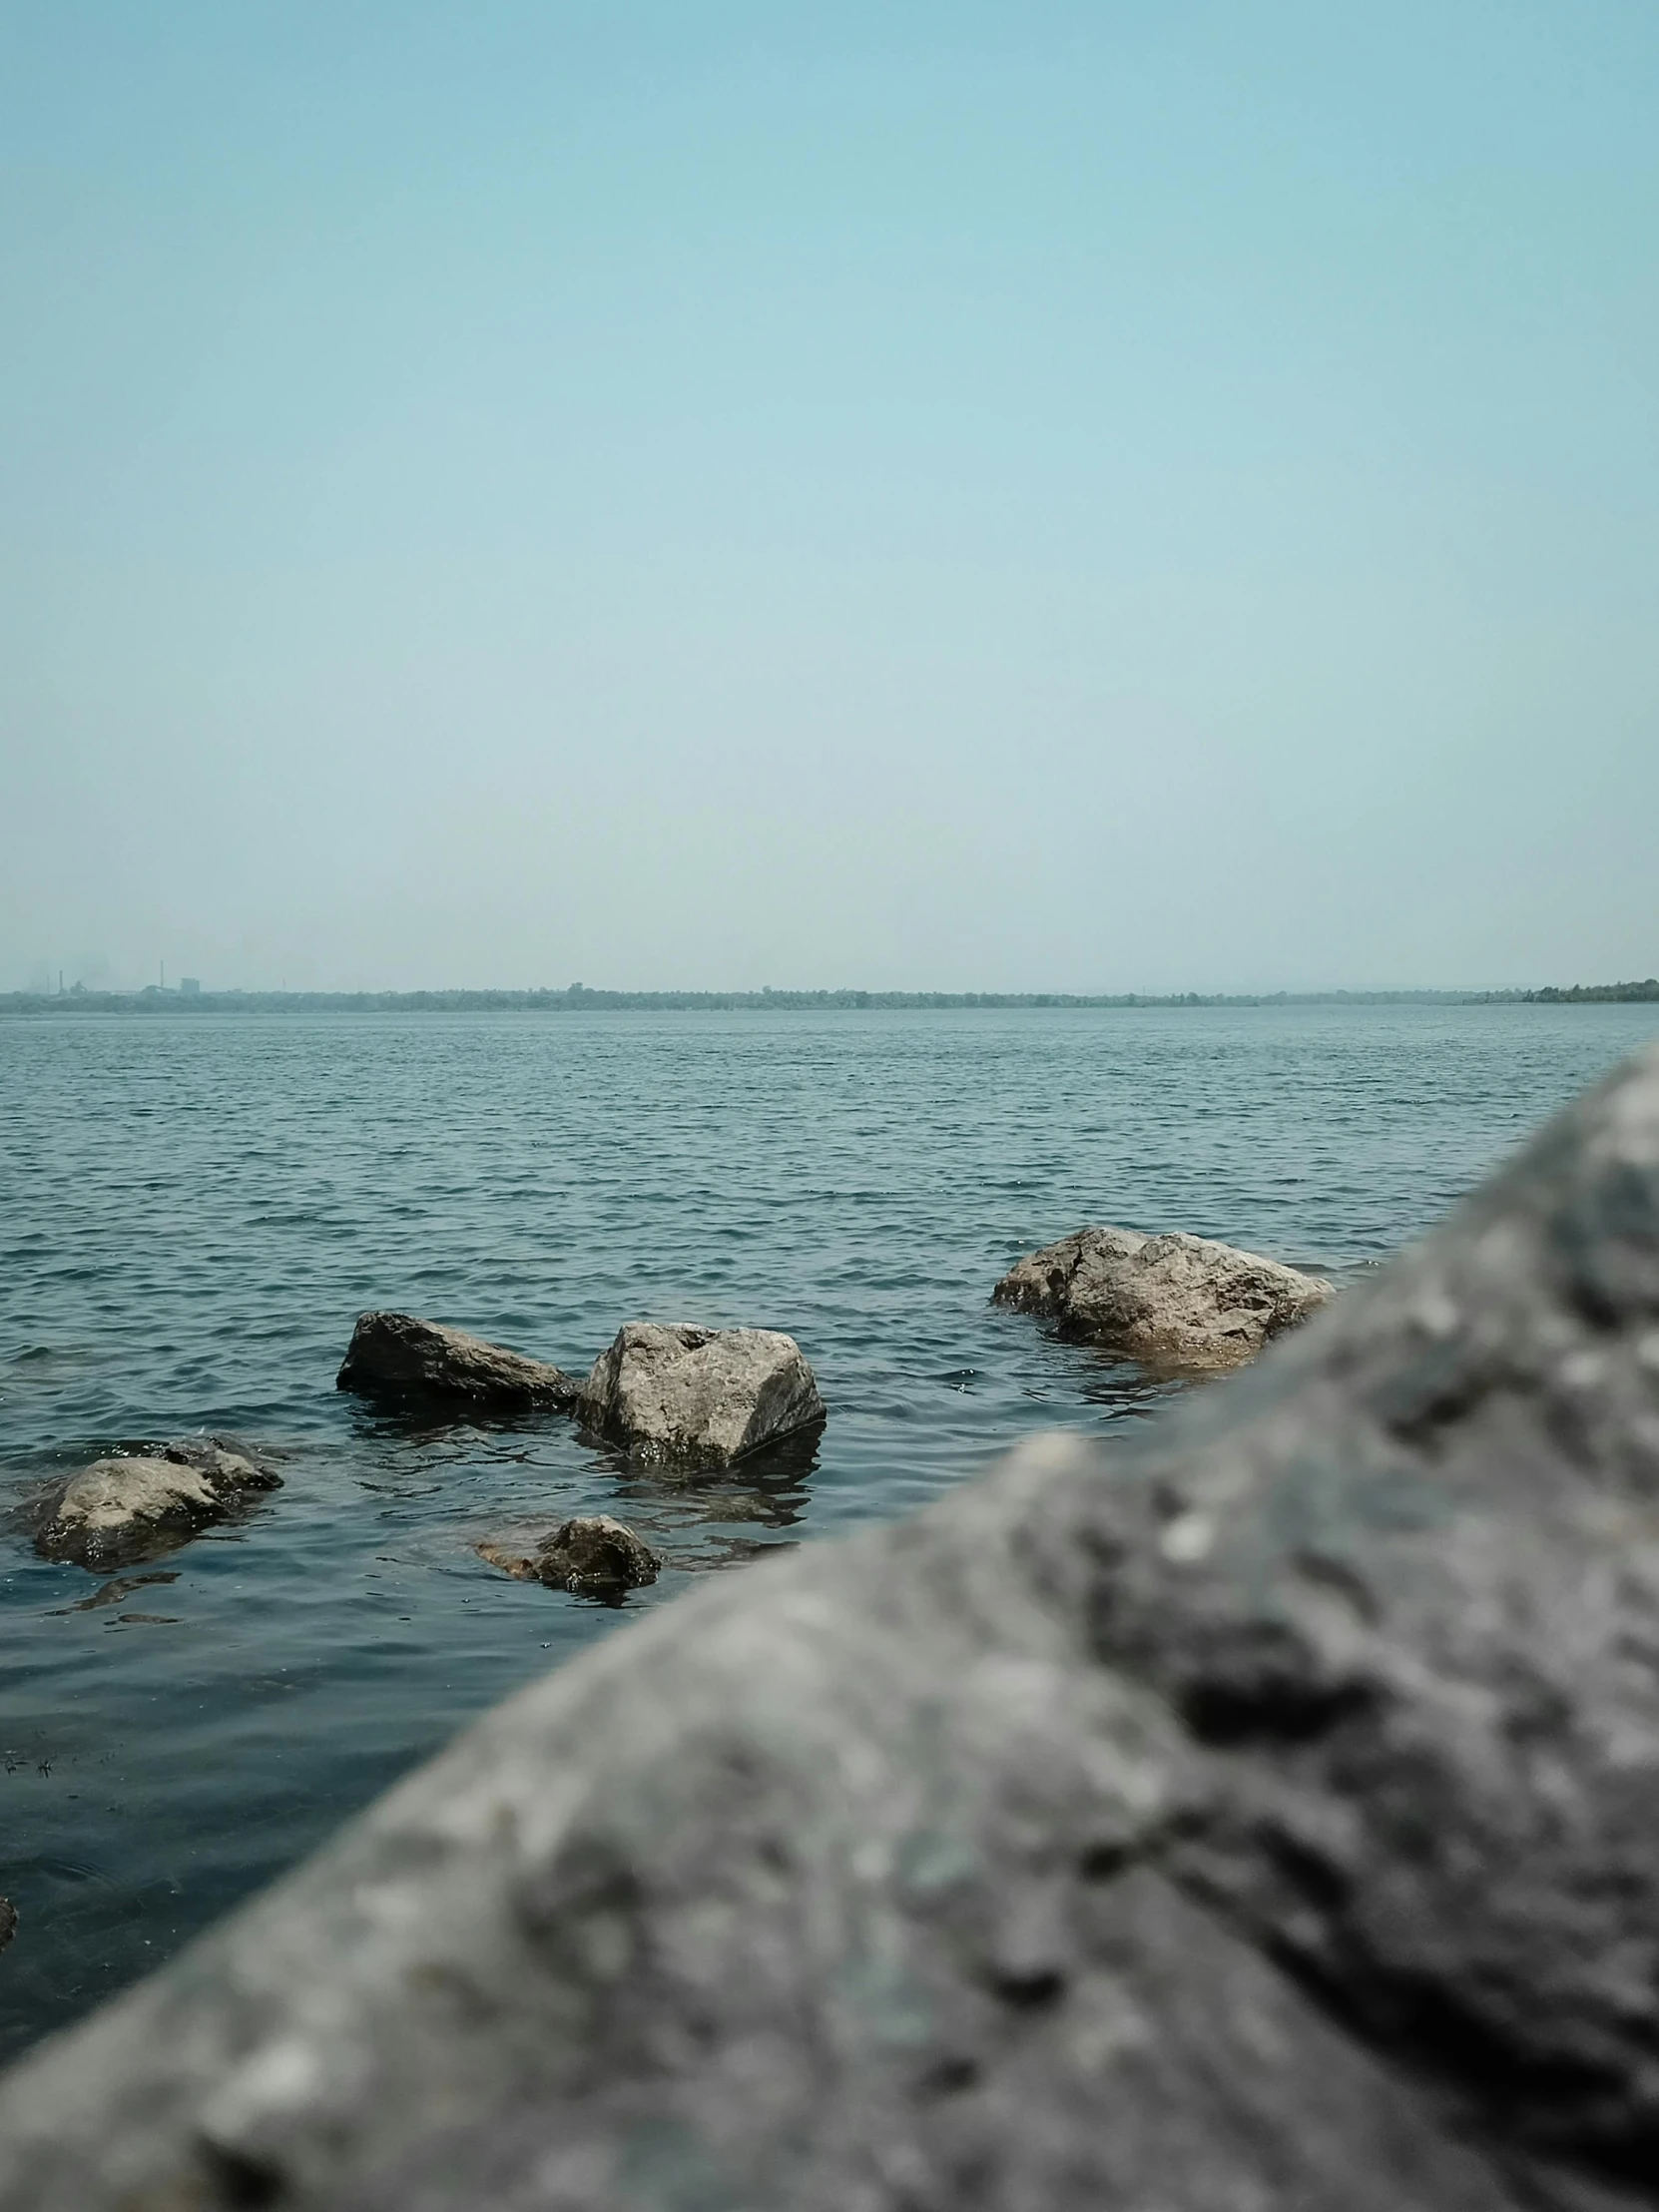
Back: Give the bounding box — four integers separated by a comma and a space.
3, 1046, 1659, 2208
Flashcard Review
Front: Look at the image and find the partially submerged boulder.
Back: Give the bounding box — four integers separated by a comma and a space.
0, 1900, 14, 1956
32, 1439, 280, 1570
477, 1515, 660, 1596
336, 1313, 581, 1410
581, 1322, 825, 1464
994, 1222, 1333, 1370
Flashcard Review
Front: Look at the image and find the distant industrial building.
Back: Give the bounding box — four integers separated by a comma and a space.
180, 977, 202, 996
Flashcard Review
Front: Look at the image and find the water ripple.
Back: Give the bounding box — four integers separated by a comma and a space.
1, 999, 1655, 2057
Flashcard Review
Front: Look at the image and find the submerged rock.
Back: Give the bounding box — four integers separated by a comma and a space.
14, 1048, 1659, 2209
993, 1222, 1333, 1371
336, 1313, 581, 1410
0, 1900, 14, 1956
581, 1321, 825, 1463
477, 1515, 660, 1596
32, 1439, 280, 1570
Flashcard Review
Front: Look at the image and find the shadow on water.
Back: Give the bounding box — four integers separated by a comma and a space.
0, 1856, 182, 2046
47, 1572, 180, 1616
598, 1420, 823, 1539
1075, 1356, 1192, 1420
340, 1385, 825, 1536
337, 1391, 571, 1451
347, 1389, 824, 1601
467, 1424, 824, 1609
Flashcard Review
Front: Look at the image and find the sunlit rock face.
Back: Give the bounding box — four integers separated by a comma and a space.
32, 1439, 281, 1569
994, 1223, 1334, 1371
3, 1049, 1659, 2212
580, 1321, 826, 1465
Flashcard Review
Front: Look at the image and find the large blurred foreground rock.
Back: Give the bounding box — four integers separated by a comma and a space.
32, 1438, 280, 1569
5, 1047, 1659, 2211
994, 1222, 1333, 1370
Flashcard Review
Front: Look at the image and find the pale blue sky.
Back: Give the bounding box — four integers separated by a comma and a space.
3, 1, 1656, 991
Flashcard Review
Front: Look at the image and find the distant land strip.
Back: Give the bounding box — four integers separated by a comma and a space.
11, 984, 1648, 1014
1522, 979, 1659, 1003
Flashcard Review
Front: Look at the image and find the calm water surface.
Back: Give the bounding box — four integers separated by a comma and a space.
3, 1002, 1656, 2057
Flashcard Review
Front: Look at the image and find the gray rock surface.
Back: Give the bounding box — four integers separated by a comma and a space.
478, 1515, 660, 1596
337, 1312, 582, 1409
32, 1438, 281, 1570
993, 1221, 1334, 1370
5, 1046, 1659, 2210
581, 1321, 825, 1463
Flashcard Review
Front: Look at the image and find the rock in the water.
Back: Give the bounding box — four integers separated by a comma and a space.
0, 1900, 14, 1956
993, 1222, 1333, 1370
9, 1047, 1659, 2211
477, 1515, 660, 1595
336, 1312, 581, 1409
581, 1321, 825, 1463
32, 1439, 280, 1570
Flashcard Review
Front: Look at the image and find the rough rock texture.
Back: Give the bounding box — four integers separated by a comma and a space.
478, 1516, 661, 1596
32, 1439, 281, 1570
994, 1222, 1334, 1370
0, 1900, 14, 1956
581, 1321, 825, 1463
337, 1313, 582, 1410
6, 1047, 1659, 2210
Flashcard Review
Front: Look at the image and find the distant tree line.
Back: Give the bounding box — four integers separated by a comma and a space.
1523, 980, 1659, 1003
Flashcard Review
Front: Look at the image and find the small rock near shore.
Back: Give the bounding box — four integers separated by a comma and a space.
993, 1224, 1333, 1372
582, 1322, 825, 1464
0, 1899, 15, 1955
337, 1313, 582, 1410
477, 1515, 660, 1595
33, 1439, 281, 1570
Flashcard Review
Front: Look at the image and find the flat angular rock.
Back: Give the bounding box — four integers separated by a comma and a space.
32, 1438, 280, 1570
993, 1222, 1333, 1370
581, 1322, 825, 1463
477, 1515, 660, 1596
7, 1049, 1659, 2211
336, 1313, 581, 1410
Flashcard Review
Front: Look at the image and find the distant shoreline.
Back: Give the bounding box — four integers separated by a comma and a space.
3, 982, 1654, 1014
1522, 981, 1659, 1004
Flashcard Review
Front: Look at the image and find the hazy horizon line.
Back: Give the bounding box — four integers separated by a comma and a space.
7, 981, 1657, 1012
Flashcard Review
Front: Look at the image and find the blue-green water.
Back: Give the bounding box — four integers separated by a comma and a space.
2, 1002, 1656, 2059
